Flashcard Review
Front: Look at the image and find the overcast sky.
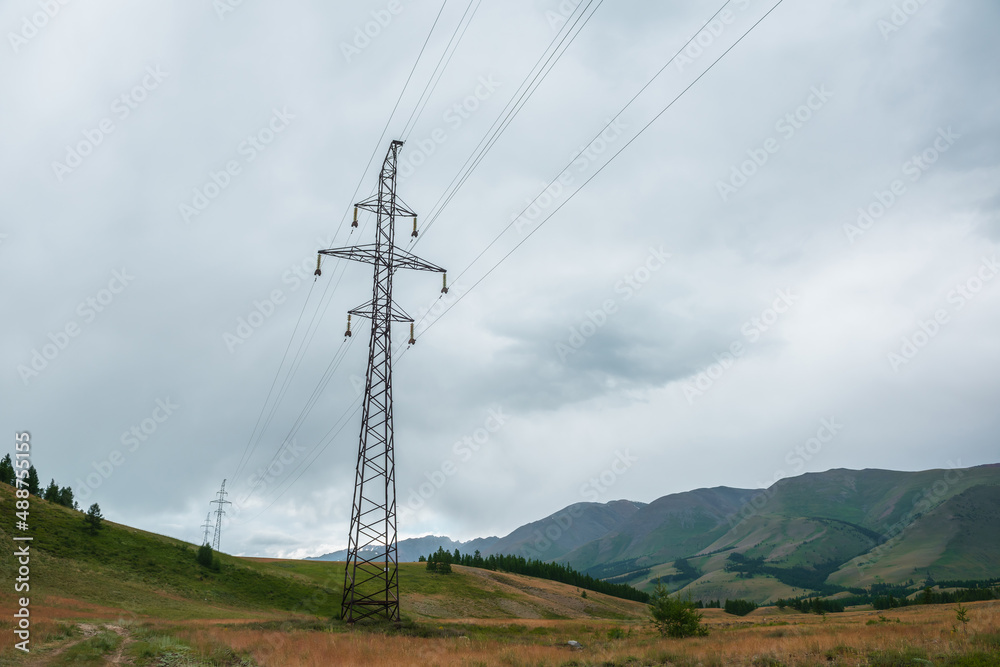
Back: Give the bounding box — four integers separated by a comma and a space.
2, 0, 998, 559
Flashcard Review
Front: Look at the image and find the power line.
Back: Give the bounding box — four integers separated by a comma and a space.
233, 0, 785, 523
230, 397, 364, 527
237, 335, 357, 505
330, 1, 450, 248
412, 0, 787, 340
412, 0, 604, 245
402, 0, 483, 140
231, 280, 317, 487
231, 2, 461, 493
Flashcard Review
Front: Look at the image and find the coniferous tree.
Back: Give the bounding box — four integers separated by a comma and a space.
0, 454, 14, 485
43, 479, 60, 502
26, 465, 40, 495
84, 503, 104, 534
58, 486, 76, 509
649, 583, 708, 638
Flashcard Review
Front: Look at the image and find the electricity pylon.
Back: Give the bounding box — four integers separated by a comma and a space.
318, 139, 446, 623
210, 479, 232, 552
201, 512, 213, 546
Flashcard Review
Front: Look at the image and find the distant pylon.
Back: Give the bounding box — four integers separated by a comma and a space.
201, 512, 213, 546
210, 479, 232, 552
318, 140, 446, 623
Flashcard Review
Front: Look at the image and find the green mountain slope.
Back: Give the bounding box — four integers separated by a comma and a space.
540, 464, 1000, 602
556, 487, 754, 572
830, 483, 1000, 586
481, 499, 646, 562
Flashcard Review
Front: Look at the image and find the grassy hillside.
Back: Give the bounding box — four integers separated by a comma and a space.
829, 483, 1000, 586
0, 483, 646, 626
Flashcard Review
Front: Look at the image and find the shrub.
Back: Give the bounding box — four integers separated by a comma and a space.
649, 583, 708, 638
196, 543, 220, 571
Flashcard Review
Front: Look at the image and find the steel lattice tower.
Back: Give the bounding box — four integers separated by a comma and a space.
201, 512, 213, 546
210, 479, 231, 552
318, 140, 445, 623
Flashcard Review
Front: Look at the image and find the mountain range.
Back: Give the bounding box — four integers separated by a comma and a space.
309, 463, 1000, 603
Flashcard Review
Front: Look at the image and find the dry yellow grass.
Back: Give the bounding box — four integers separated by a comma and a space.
163, 599, 999, 666
3, 592, 997, 665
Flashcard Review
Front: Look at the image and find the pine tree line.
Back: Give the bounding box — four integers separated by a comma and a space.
0, 454, 77, 509
420, 547, 650, 603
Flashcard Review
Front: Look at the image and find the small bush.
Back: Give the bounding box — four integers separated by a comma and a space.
649, 583, 708, 638
197, 543, 213, 567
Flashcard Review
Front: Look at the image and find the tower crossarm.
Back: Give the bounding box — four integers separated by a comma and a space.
319, 246, 445, 273
347, 300, 414, 323
354, 195, 415, 218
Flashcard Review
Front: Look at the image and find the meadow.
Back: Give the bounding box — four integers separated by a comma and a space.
1, 485, 998, 665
